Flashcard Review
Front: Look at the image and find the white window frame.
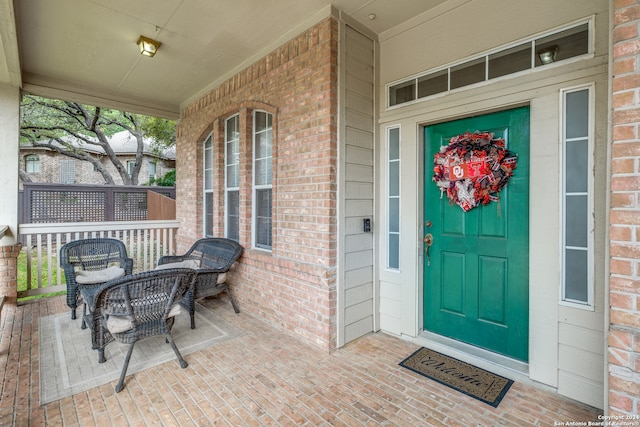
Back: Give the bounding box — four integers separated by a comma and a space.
25, 154, 40, 173
225, 115, 240, 241
252, 110, 273, 251
148, 160, 156, 181
386, 125, 401, 271
560, 84, 594, 310
203, 133, 214, 237
127, 160, 136, 177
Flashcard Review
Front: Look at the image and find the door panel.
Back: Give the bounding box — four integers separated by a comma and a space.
424, 107, 530, 361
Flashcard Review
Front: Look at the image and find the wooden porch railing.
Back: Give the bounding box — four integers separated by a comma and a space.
17, 220, 180, 299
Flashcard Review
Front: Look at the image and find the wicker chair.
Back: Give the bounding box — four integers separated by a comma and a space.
89, 268, 197, 392
157, 238, 244, 329
60, 238, 133, 321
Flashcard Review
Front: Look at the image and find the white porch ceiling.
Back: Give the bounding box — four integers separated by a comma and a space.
1, 0, 447, 119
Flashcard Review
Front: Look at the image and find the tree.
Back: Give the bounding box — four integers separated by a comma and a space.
20, 95, 175, 185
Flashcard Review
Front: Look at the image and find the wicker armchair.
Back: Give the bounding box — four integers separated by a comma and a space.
60, 238, 133, 321
89, 268, 196, 392
157, 238, 244, 329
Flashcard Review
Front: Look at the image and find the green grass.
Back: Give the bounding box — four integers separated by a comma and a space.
17, 249, 67, 301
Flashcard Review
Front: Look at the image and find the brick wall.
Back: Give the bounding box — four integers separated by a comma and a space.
610, 0, 640, 416
0, 244, 21, 301
176, 18, 339, 350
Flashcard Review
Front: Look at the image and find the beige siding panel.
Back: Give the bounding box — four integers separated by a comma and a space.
346, 283, 374, 306
345, 164, 373, 182
346, 249, 374, 270
558, 322, 604, 355
558, 371, 605, 410
345, 266, 373, 289
340, 24, 375, 346
558, 344, 605, 383
345, 300, 375, 324
346, 90, 373, 115
346, 109, 373, 132
344, 316, 374, 342
345, 233, 373, 252
346, 127, 373, 150
345, 217, 366, 235
346, 145, 373, 166
346, 76, 373, 99
345, 200, 373, 217
345, 181, 373, 199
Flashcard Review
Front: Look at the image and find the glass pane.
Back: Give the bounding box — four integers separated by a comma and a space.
255, 158, 272, 185
204, 170, 213, 190
204, 148, 212, 170
226, 190, 239, 241
566, 195, 588, 247
226, 116, 239, 140
418, 70, 448, 98
205, 193, 213, 237
389, 197, 399, 233
255, 111, 267, 132
489, 43, 532, 79
565, 248, 588, 303
535, 23, 589, 67
389, 80, 416, 106
226, 164, 238, 188
450, 58, 485, 89
566, 139, 588, 192
388, 233, 399, 270
389, 161, 399, 197
256, 189, 272, 248
566, 90, 589, 139
256, 131, 272, 158
388, 128, 399, 159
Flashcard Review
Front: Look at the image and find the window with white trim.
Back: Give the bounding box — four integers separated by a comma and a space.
25, 155, 40, 173
148, 161, 156, 181
225, 115, 240, 241
127, 160, 136, 177
387, 126, 400, 270
253, 111, 272, 250
561, 86, 593, 308
203, 134, 214, 237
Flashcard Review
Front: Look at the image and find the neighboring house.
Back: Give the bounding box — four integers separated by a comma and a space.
18, 130, 175, 188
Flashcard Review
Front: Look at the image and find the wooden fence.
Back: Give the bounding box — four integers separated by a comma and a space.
19, 183, 175, 224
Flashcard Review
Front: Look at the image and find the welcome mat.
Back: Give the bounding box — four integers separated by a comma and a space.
39, 303, 243, 404
399, 347, 513, 407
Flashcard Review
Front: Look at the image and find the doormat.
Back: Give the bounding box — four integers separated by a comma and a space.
39, 302, 243, 404
399, 347, 513, 407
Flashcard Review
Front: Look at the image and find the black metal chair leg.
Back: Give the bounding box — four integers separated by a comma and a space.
226, 289, 240, 314
166, 334, 188, 369
116, 342, 136, 393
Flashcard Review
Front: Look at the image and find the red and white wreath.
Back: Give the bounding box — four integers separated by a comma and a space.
432, 131, 517, 212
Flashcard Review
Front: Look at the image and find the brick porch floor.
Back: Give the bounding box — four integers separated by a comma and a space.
0, 295, 602, 426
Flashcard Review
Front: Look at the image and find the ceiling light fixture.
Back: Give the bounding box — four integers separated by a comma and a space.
537, 45, 558, 65
137, 36, 161, 57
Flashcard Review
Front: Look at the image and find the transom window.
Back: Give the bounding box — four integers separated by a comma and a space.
388, 21, 590, 108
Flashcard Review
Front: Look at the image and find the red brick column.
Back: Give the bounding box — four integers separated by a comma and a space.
610, 0, 640, 416
0, 244, 21, 303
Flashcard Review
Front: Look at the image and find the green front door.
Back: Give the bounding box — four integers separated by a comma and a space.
424, 107, 530, 361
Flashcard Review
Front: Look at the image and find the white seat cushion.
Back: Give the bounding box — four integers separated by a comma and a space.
155, 259, 200, 270
106, 303, 183, 333
75, 266, 125, 284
